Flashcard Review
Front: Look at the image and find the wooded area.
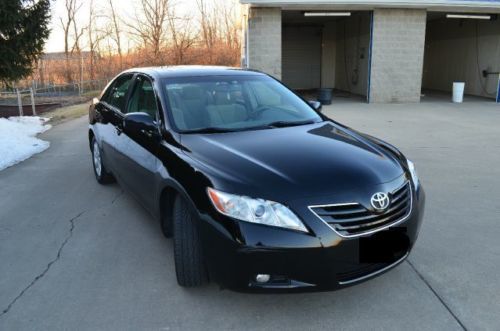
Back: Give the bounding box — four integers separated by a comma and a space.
17, 0, 242, 89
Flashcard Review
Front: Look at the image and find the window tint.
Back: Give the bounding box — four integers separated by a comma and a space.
104, 74, 133, 111
127, 77, 158, 119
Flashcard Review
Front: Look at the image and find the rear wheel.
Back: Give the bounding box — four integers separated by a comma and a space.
91, 137, 115, 184
173, 195, 208, 287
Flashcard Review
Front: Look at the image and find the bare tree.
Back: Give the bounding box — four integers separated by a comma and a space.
126, 0, 171, 63
59, 0, 84, 82
196, 0, 217, 62
167, 6, 195, 64
19, 0, 242, 89
86, 0, 108, 81
218, 0, 241, 50
195, 0, 241, 64
108, 0, 123, 69
59, 0, 75, 82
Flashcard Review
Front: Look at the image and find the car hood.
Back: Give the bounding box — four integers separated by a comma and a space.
180, 122, 404, 200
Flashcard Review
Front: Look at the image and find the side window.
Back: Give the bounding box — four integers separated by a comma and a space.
103, 74, 133, 111
127, 77, 158, 119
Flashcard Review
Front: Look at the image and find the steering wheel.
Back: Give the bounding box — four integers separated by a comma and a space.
250, 105, 273, 120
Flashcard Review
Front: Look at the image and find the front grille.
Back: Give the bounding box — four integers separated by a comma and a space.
309, 182, 412, 237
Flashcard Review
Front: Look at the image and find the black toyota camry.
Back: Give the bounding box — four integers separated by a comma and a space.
88, 66, 425, 292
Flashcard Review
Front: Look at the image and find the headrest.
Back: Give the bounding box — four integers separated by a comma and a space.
214, 88, 232, 105
214, 84, 230, 93
182, 85, 205, 100
229, 85, 241, 93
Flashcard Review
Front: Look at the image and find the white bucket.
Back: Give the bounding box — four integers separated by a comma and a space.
452, 82, 465, 103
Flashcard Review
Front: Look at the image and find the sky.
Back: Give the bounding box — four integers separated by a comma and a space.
44, 0, 221, 53
45, 0, 130, 53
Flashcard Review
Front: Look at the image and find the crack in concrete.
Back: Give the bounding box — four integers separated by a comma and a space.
111, 190, 124, 205
0, 189, 123, 319
0, 210, 86, 318
406, 259, 468, 331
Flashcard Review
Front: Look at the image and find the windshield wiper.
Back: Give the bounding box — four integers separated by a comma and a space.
265, 119, 318, 128
182, 127, 239, 134
183, 120, 319, 134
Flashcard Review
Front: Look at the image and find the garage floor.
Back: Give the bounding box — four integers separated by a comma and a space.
329, 100, 500, 330
0, 100, 499, 330
421, 89, 498, 103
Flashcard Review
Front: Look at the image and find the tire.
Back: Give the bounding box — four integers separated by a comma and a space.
91, 137, 115, 185
173, 195, 208, 287
161, 211, 173, 238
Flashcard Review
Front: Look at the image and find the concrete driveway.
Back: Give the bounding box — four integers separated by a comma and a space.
0, 100, 499, 330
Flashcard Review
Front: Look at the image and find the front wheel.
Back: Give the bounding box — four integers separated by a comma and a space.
173, 195, 208, 287
91, 137, 115, 184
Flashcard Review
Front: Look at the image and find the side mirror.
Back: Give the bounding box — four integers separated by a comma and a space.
308, 100, 322, 112
123, 112, 159, 139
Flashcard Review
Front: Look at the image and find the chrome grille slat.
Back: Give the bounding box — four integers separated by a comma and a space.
328, 199, 408, 225
309, 182, 412, 238
391, 189, 408, 204
335, 207, 408, 230
315, 206, 365, 217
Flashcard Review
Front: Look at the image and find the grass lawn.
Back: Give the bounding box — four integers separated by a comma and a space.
44, 102, 90, 125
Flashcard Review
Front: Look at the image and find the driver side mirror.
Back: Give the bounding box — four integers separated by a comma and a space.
308, 100, 322, 112
123, 112, 159, 139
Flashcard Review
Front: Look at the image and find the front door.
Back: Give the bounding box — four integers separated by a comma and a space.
95, 73, 134, 174
112, 75, 160, 213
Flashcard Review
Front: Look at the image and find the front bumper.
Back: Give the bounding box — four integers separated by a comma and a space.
198, 186, 425, 293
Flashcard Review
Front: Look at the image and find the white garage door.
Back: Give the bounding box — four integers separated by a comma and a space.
282, 26, 322, 89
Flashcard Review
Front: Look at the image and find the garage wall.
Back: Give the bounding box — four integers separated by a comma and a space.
423, 18, 500, 98
248, 7, 282, 79
334, 14, 371, 96
369, 9, 427, 103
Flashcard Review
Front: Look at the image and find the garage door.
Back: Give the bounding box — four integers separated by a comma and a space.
282, 26, 322, 89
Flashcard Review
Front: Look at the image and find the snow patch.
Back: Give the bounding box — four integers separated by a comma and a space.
0, 116, 52, 171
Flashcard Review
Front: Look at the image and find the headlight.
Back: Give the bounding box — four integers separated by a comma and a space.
407, 159, 419, 188
207, 188, 308, 233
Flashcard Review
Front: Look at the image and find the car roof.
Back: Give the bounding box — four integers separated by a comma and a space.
121, 65, 267, 79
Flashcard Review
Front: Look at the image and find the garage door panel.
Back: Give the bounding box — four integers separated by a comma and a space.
282, 26, 322, 89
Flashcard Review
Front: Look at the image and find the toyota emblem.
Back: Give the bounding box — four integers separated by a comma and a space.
371, 192, 390, 211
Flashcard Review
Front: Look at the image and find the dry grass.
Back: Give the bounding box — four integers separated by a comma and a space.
43, 102, 90, 125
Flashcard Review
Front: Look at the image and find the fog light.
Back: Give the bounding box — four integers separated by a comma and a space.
255, 274, 271, 283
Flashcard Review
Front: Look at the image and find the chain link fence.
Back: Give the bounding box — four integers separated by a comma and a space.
0, 79, 109, 118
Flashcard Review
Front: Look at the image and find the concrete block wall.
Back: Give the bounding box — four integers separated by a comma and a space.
369, 9, 427, 103
247, 7, 282, 79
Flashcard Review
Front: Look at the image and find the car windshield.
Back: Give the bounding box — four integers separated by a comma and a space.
162, 75, 322, 133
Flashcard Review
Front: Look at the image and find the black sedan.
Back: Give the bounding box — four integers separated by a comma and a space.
88, 66, 425, 292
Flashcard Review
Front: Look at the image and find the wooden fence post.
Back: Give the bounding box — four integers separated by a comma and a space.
30, 87, 37, 116
16, 89, 23, 116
